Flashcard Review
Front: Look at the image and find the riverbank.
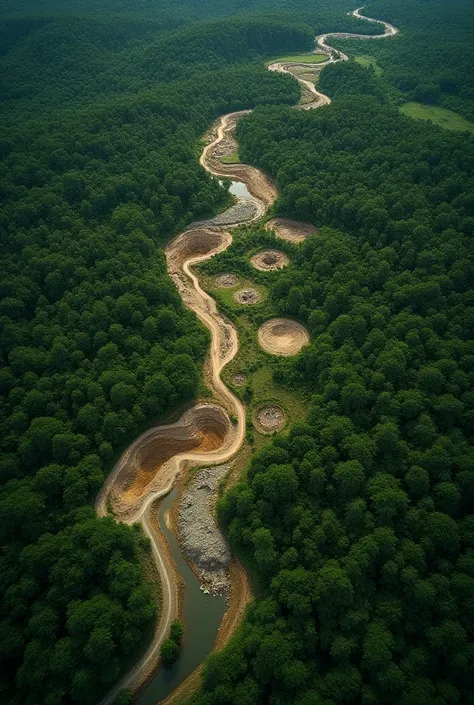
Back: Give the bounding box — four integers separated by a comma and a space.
95, 8, 399, 704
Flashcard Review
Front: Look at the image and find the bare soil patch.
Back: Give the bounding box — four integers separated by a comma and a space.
233, 372, 247, 386
265, 217, 318, 244
215, 273, 239, 288
258, 318, 310, 357
233, 288, 262, 305
167, 228, 228, 271
251, 249, 289, 271
253, 404, 286, 434
111, 405, 231, 519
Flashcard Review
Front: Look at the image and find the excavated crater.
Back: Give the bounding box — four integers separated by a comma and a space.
251, 249, 289, 271
253, 404, 286, 434
167, 228, 228, 270
109, 405, 230, 518
258, 318, 310, 357
233, 288, 262, 305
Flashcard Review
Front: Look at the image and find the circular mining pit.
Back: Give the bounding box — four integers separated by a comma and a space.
233, 288, 262, 305
253, 404, 286, 434
112, 404, 230, 515
251, 249, 289, 271
258, 318, 310, 357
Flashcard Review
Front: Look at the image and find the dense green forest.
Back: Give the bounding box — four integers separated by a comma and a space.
191, 44, 474, 705
0, 1, 313, 702
1, 0, 473, 704
336, 0, 474, 120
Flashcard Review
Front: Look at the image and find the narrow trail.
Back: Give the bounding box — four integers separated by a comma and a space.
95, 7, 398, 704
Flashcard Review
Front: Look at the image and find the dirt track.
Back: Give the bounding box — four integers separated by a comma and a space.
96, 8, 399, 704
268, 7, 398, 109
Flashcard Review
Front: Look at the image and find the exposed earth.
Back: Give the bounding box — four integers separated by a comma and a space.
179, 464, 232, 595
258, 318, 310, 356
233, 288, 262, 305
233, 372, 247, 386
251, 248, 289, 271
265, 217, 318, 243
253, 404, 286, 434
96, 9, 399, 705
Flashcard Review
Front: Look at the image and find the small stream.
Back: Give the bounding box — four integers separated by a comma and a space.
135, 489, 226, 705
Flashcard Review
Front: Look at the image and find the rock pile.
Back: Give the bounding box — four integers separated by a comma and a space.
254, 404, 286, 434
215, 273, 239, 288
233, 288, 261, 305
192, 200, 258, 228
179, 464, 232, 595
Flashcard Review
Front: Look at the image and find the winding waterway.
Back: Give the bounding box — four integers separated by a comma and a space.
96, 8, 398, 705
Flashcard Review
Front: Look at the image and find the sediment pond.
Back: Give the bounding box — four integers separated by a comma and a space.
229, 179, 257, 201
136, 489, 226, 705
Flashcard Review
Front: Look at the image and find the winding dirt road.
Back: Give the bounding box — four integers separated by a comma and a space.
96, 7, 398, 704
269, 7, 398, 109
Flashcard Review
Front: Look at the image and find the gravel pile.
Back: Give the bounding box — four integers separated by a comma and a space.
179, 464, 232, 595
233, 288, 261, 305
191, 200, 258, 228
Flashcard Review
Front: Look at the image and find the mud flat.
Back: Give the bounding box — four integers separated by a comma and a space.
258, 318, 310, 356
265, 217, 318, 244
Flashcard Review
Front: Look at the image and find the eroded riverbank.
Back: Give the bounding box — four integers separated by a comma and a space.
96, 8, 399, 704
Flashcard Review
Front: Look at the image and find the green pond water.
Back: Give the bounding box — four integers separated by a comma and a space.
229, 180, 257, 201
135, 489, 226, 705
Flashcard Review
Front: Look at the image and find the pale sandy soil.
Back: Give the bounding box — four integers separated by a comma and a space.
265, 217, 318, 244
258, 318, 310, 357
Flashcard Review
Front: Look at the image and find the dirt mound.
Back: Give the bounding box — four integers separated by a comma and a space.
251, 249, 289, 271
215, 273, 239, 288
110, 405, 231, 518
233, 288, 261, 305
253, 405, 286, 434
233, 373, 247, 386
265, 218, 318, 244
258, 318, 310, 357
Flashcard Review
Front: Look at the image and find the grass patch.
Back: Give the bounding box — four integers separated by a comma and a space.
252, 367, 308, 421
267, 52, 328, 65
204, 274, 268, 310
247, 367, 309, 452
355, 54, 382, 75
220, 150, 240, 164
400, 102, 474, 133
